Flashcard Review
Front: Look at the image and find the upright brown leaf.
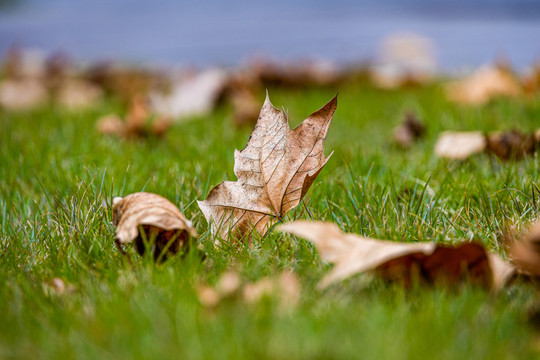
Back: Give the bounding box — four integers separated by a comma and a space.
279, 221, 515, 290
198, 94, 336, 242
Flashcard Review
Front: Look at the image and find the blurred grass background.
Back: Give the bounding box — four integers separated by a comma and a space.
1, 82, 540, 359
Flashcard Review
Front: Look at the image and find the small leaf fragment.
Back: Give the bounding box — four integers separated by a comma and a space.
112, 192, 198, 260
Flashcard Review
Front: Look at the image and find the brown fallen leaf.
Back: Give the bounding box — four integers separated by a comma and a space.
434, 131, 487, 160
249, 58, 342, 88
112, 192, 198, 261
44, 52, 72, 90
86, 62, 169, 105
522, 63, 540, 96
198, 93, 336, 242
511, 221, 540, 277
278, 221, 515, 290
392, 112, 425, 148
96, 95, 172, 139
446, 64, 521, 105
486, 129, 536, 160
230, 89, 261, 127
124, 94, 150, 135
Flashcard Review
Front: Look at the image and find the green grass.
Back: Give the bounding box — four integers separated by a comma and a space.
1, 82, 540, 359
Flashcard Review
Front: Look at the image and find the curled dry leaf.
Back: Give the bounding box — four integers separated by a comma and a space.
278, 221, 515, 290
0, 79, 48, 111
112, 192, 198, 261
446, 64, 521, 105
198, 93, 336, 242
392, 112, 425, 148
434, 131, 487, 160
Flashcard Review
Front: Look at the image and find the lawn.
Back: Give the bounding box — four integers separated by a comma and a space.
1, 82, 540, 359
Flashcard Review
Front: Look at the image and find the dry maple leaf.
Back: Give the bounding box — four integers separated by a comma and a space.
278, 221, 515, 290
198, 93, 337, 242
112, 192, 198, 261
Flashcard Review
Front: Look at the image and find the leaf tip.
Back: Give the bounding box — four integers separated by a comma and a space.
264, 89, 272, 106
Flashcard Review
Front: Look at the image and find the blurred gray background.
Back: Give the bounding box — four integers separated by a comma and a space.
0, 0, 539, 69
